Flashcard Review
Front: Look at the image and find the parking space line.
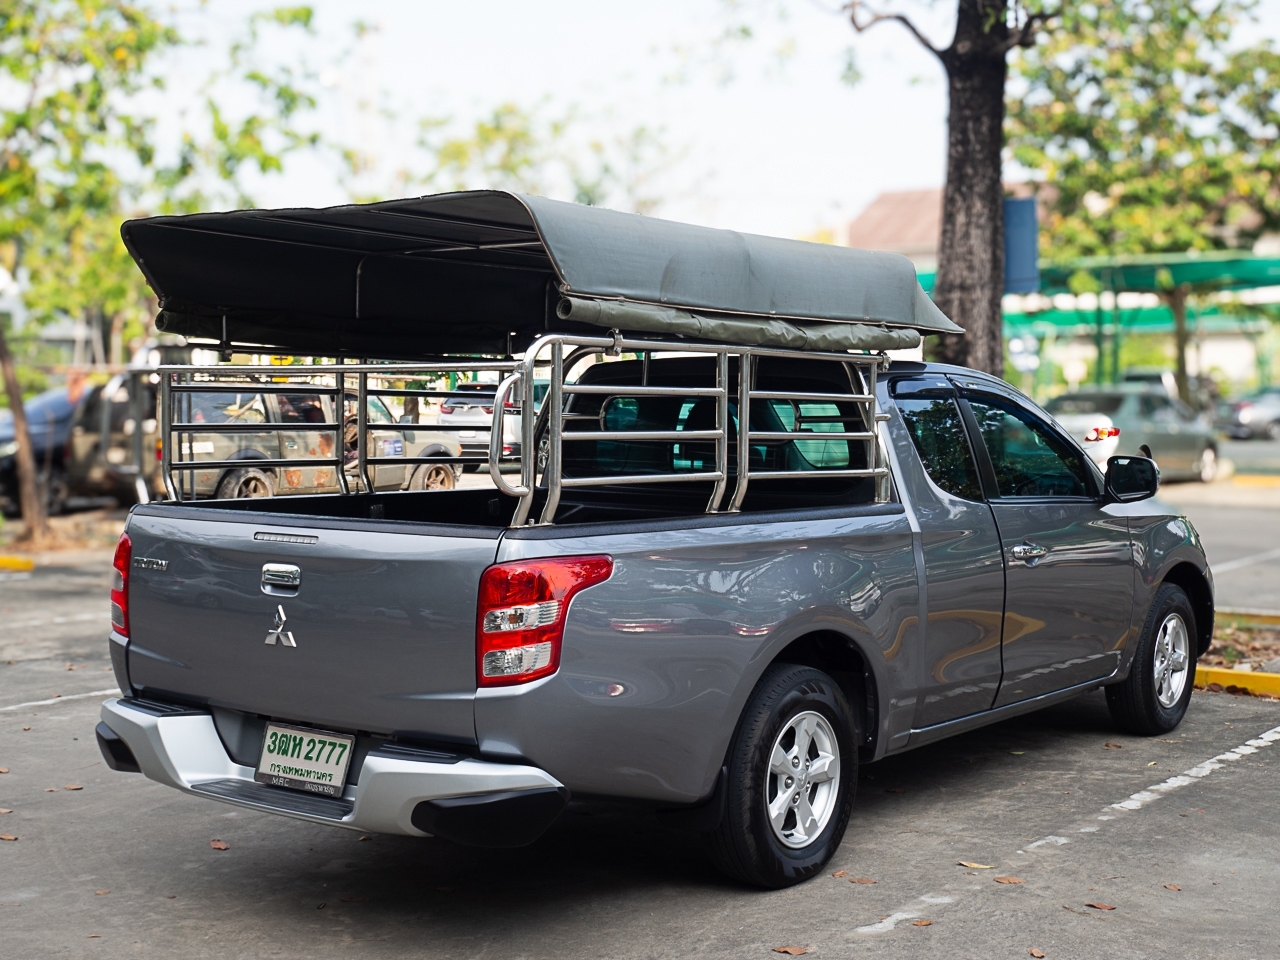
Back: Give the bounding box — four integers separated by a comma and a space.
854, 718, 1280, 939
1103, 724, 1280, 813
1213, 546, 1280, 573
0, 688, 119, 712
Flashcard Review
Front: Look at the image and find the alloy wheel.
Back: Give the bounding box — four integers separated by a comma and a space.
765, 710, 841, 849
1153, 612, 1191, 709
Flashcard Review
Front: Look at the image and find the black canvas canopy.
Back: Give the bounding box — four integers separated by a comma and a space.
122, 190, 960, 358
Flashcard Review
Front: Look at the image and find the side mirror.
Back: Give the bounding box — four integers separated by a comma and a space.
1105, 455, 1159, 503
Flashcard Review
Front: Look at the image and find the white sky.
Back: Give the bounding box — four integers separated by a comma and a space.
159, 0, 1280, 241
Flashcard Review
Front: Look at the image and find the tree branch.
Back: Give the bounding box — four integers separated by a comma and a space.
845, 1, 943, 61
996, 7, 1061, 55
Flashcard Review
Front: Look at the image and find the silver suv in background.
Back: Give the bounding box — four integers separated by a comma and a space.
1216, 388, 1280, 440
1044, 386, 1220, 482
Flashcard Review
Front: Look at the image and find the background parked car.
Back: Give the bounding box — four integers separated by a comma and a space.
1216, 387, 1280, 440
172, 389, 461, 499
1044, 385, 1220, 482
0, 387, 77, 516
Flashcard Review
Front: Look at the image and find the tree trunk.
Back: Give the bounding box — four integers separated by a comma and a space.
1162, 287, 1192, 406
931, 0, 1010, 376
0, 324, 50, 545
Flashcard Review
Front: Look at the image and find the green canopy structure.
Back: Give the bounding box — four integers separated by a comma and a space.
918, 253, 1280, 391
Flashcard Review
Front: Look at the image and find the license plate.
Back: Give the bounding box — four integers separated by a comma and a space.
254, 723, 354, 798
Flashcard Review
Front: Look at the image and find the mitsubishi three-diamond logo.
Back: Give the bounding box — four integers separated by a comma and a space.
264, 605, 297, 647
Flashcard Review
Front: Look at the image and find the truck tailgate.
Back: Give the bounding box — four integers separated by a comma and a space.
123, 508, 498, 743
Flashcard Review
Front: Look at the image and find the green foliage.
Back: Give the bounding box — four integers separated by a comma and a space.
0, 1, 327, 367
1007, 0, 1280, 260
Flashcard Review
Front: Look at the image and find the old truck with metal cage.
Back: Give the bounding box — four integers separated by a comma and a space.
95, 192, 1214, 889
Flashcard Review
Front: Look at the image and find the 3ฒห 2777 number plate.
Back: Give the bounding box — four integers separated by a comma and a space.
255, 722, 354, 798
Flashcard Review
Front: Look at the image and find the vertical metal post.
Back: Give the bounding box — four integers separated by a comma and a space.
511, 351, 537, 526
537, 341, 564, 524
728, 351, 753, 512
160, 370, 178, 501
707, 349, 729, 512
357, 361, 372, 493
334, 364, 350, 495
867, 360, 887, 503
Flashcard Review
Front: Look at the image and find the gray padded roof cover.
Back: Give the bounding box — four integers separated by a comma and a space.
122, 190, 960, 358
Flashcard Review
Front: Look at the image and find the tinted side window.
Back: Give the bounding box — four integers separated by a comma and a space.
895, 397, 983, 501
967, 396, 1090, 498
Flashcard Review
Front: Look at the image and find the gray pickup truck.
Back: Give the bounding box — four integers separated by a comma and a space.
97, 192, 1213, 889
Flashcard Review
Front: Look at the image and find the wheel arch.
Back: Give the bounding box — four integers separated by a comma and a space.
1162, 561, 1214, 656
768, 630, 879, 762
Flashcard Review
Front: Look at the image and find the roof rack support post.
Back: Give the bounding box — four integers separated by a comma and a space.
707, 349, 729, 513
160, 369, 178, 501
356, 361, 371, 493
728, 351, 753, 513
537, 340, 565, 525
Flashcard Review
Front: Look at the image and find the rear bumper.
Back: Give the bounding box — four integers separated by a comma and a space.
99, 697, 567, 843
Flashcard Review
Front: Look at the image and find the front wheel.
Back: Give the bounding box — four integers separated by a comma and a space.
1106, 583, 1197, 735
706, 664, 857, 888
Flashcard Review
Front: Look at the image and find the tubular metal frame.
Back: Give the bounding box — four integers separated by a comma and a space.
158, 334, 889, 524
159, 360, 519, 502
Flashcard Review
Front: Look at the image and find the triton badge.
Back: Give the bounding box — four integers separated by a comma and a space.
264, 605, 297, 647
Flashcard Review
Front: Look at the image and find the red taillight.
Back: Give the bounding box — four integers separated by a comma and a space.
503, 397, 516, 410
439, 405, 454, 415
111, 532, 131, 637
481, 405, 494, 415
1084, 425, 1121, 442
476, 555, 613, 687
155, 438, 163, 461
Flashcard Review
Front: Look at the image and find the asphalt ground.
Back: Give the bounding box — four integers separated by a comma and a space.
3, 494, 1280, 959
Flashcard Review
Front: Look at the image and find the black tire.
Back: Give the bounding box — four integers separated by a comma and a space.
706, 663, 858, 888
42, 465, 70, 516
409, 463, 456, 491
1106, 583, 1197, 736
216, 466, 275, 500
462, 463, 482, 474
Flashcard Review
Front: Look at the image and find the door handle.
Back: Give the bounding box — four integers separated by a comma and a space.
1010, 542, 1048, 563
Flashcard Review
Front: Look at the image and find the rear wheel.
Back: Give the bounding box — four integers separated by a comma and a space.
1106, 583, 1197, 735
1266, 420, 1280, 441
216, 466, 274, 500
706, 663, 857, 888
409, 464, 455, 491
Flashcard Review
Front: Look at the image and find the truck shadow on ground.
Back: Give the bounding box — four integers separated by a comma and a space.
175, 688, 1159, 942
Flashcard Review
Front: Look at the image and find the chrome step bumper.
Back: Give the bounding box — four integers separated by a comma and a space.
99, 697, 565, 838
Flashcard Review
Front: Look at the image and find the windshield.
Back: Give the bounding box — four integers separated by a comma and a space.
1045, 394, 1124, 416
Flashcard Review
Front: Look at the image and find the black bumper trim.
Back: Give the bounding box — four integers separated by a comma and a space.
191, 778, 354, 820
410, 787, 569, 848
96, 722, 141, 773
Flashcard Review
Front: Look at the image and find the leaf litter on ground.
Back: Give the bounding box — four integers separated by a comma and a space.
209, 839, 229, 850
1085, 902, 1116, 911
959, 861, 994, 869
772, 948, 807, 956
994, 876, 1025, 884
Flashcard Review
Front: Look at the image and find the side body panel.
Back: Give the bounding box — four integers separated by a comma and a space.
476, 507, 919, 803
880, 383, 1006, 728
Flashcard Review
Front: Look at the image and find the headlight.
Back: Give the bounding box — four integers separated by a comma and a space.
1238, 408, 1253, 424
0, 440, 18, 458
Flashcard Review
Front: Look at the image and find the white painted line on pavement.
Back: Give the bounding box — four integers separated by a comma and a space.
7, 611, 106, 630
1104, 724, 1280, 814
0, 688, 119, 712
1213, 546, 1280, 573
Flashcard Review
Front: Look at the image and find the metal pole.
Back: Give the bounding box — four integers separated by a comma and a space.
728, 352, 753, 512
708, 349, 729, 512
160, 370, 178, 501
537, 341, 564, 524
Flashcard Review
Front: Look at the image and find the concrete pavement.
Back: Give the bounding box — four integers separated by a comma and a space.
3, 550, 1280, 959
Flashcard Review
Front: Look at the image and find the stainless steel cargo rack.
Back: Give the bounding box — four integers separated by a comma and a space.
159, 334, 890, 525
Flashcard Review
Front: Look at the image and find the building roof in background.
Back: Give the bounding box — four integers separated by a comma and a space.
844, 189, 941, 259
